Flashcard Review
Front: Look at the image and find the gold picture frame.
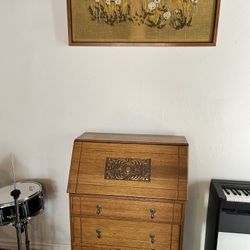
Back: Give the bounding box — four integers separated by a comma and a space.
67, 0, 220, 46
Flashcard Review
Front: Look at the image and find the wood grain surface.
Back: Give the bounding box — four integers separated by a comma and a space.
76, 132, 188, 146
70, 195, 184, 224
72, 217, 177, 249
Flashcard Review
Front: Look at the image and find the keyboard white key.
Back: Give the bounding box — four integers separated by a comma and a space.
239, 190, 250, 203
223, 189, 235, 202
223, 188, 250, 203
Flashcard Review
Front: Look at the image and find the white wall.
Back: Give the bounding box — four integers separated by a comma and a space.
0, 0, 250, 249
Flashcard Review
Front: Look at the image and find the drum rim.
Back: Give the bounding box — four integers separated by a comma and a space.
0, 181, 43, 209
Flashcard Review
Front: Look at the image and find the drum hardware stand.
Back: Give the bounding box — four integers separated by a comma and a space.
10, 153, 30, 250
10, 188, 23, 250
10, 153, 22, 249
10, 190, 31, 250
23, 201, 30, 250
0, 154, 41, 250
0, 210, 3, 225
23, 220, 30, 250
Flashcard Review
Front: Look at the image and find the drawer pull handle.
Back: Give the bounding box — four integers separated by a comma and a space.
150, 208, 157, 219
96, 204, 102, 215
149, 233, 155, 244
96, 229, 102, 239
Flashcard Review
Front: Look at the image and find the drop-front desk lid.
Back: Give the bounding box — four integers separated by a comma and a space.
68, 132, 188, 201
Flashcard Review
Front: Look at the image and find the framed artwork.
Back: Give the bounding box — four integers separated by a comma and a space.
67, 0, 221, 46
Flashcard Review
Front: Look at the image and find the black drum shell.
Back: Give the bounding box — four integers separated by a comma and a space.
0, 191, 44, 226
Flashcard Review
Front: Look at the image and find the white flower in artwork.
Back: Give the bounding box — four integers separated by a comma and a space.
191, 0, 199, 4
115, 0, 121, 4
163, 11, 171, 19
154, 0, 161, 4
148, 1, 157, 11
106, 0, 111, 5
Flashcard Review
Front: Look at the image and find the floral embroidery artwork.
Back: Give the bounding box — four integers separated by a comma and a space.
68, 0, 219, 44
88, 0, 199, 30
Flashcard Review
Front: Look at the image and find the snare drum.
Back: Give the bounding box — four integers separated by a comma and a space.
0, 181, 44, 226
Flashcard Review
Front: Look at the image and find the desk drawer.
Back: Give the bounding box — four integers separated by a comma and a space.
71, 195, 184, 224
72, 217, 175, 249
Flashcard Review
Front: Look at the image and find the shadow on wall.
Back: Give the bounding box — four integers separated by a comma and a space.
184, 181, 210, 250
28, 178, 58, 244
0, 156, 57, 244
0, 156, 14, 187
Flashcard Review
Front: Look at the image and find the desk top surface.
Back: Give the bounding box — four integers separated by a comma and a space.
76, 132, 188, 146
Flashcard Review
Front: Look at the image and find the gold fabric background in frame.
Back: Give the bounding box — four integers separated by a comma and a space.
67, 0, 220, 45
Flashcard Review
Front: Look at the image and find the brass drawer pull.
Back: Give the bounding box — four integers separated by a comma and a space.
150, 208, 157, 219
96, 204, 102, 215
96, 229, 102, 239
149, 233, 155, 244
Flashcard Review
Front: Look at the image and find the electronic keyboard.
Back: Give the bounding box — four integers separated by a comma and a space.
205, 179, 250, 250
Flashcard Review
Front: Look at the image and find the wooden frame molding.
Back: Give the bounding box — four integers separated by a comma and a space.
67, 0, 221, 46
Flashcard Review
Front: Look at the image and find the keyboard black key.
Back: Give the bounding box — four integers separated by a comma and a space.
242, 189, 249, 196
223, 188, 230, 195
235, 189, 242, 195
231, 189, 237, 195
